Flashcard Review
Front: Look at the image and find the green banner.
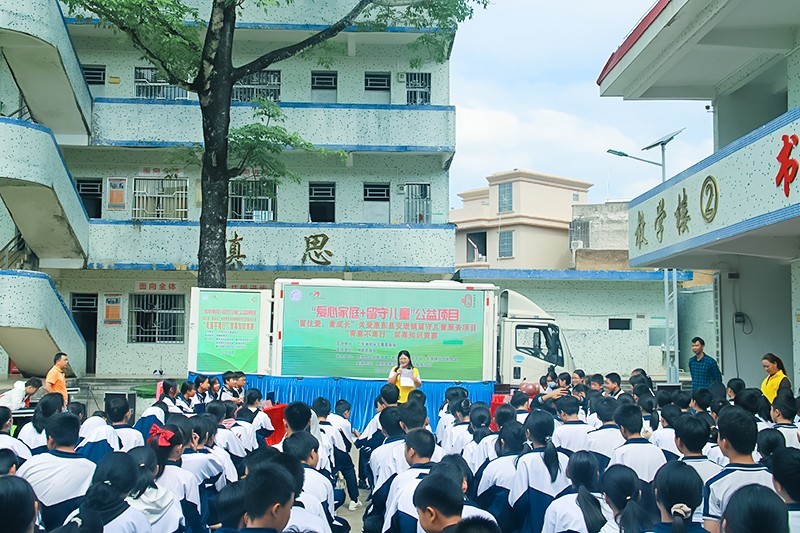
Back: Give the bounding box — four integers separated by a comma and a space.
281, 285, 486, 380
196, 290, 260, 373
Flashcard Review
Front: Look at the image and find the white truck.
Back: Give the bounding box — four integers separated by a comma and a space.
189, 278, 573, 388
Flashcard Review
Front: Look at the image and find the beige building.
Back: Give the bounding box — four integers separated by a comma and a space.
450, 170, 592, 269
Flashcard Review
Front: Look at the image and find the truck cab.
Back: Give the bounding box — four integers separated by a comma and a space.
497, 289, 573, 386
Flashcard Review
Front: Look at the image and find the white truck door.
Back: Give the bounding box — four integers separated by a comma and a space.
501, 319, 566, 385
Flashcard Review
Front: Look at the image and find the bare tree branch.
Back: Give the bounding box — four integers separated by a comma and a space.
232, 0, 374, 82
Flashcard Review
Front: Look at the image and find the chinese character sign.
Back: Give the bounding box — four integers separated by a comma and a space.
195, 290, 261, 373
302, 233, 334, 266
775, 134, 798, 198
279, 285, 486, 381
226, 232, 246, 269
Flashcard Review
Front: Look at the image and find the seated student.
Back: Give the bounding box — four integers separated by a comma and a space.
59, 452, 151, 531
219, 371, 243, 404
214, 481, 247, 533
369, 407, 406, 494
283, 431, 338, 529
0, 475, 38, 533
328, 399, 356, 446
0, 448, 22, 475
133, 401, 169, 442
638, 394, 659, 440
175, 381, 196, 414
158, 380, 183, 415
542, 451, 613, 533
126, 446, 184, 533
703, 406, 776, 533
190, 374, 214, 413
376, 428, 436, 532
413, 473, 464, 533
206, 401, 247, 464
150, 424, 203, 533
585, 396, 624, 472
733, 388, 773, 432
241, 464, 296, 532
600, 464, 654, 533
238, 389, 275, 444
230, 401, 260, 454
18, 392, 64, 455
461, 406, 492, 474
106, 396, 144, 452
472, 404, 516, 473
652, 461, 706, 533
552, 396, 592, 453
0, 406, 31, 461
442, 399, 473, 455
609, 404, 668, 522
719, 484, 788, 533
509, 410, 572, 533
264, 451, 333, 533
437, 387, 468, 445
770, 392, 800, 449
358, 386, 399, 485
769, 447, 800, 531
183, 415, 226, 525
17, 413, 96, 530
475, 421, 525, 532
690, 388, 713, 414
674, 414, 722, 524
76, 414, 122, 464
396, 401, 444, 466
650, 404, 683, 459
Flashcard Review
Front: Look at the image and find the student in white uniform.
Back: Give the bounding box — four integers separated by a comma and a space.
471, 404, 516, 474
0, 476, 38, 533
207, 400, 247, 468
159, 380, 184, 415
552, 396, 592, 454
369, 407, 407, 495
184, 415, 227, 524
509, 391, 532, 425
17, 412, 96, 530
719, 484, 790, 533
18, 392, 64, 455
106, 396, 145, 452
461, 405, 492, 474
442, 398, 473, 455
126, 446, 185, 533
542, 451, 615, 533
436, 387, 467, 445
703, 406, 776, 533
239, 388, 275, 445
381, 428, 437, 533
61, 451, 152, 532
651, 461, 707, 533
430, 456, 498, 527
734, 388, 773, 432
770, 393, 800, 449
770, 447, 800, 531
598, 465, 653, 533
674, 413, 722, 524
637, 394, 659, 440
314, 397, 355, 506
509, 409, 571, 533
649, 404, 683, 460
475, 420, 525, 532
0, 406, 31, 460
242, 463, 296, 532
412, 474, 464, 533
174, 381, 196, 414
585, 397, 624, 472
190, 374, 214, 412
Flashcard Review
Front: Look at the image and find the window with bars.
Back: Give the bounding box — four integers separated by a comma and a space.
365, 72, 391, 104
363, 183, 390, 223
404, 183, 431, 224
498, 182, 513, 213
128, 294, 185, 343
229, 179, 276, 221
311, 71, 337, 103
77, 179, 103, 218
309, 183, 336, 223
498, 231, 513, 258
406, 72, 431, 105
569, 219, 591, 249
81, 65, 106, 85
132, 178, 188, 220
134, 67, 187, 100
233, 70, 280, 102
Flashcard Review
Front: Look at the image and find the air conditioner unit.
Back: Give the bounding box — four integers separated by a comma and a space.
397, 72, 406, 83
570, 240, 585, 250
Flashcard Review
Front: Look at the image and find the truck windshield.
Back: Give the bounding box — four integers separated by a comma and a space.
515, 324, 563, 366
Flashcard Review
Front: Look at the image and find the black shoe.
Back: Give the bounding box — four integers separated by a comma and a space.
357, 480, 370, 490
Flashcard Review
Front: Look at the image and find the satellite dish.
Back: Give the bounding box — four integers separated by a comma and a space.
642, 128, 685, 151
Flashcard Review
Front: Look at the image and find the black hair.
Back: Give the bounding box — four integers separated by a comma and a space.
180, 381, 195, 396
659, 404, 682, 428
691, 388, 713, 411
653, 461, 703, 533
717, 405, 757, 455
0, 406, 11, 429
762, 353, 788, 374
398, 401, 427, 430
726, 378, 746, 397
453, 398, 472, 419
209, 376, 220, 390
265, 453, 305, 497
494, 403, 516, 428
453, 516, 501, 533
496, 420, 526, 456
710, 399, 729, 418
193, 374, 209, 390
380, 383, 400, 405
205, 400, 226, 424
721, 484, 788, 533
605, 373, 621, 387
166, 414, 194, 446
159, 379, 178, 402
395, 349, 414, 370
555, 395, 580, 416
67, 401, 86, 421
672, 391, 692, 410
709, 382, 728, 402
191, 413, 218, 445
149, 424, 185, 480
630, 368, 654, 389
756, 428, 786, 464
589, 374, 604, 387
638, 395, 659, 432
0, 475, 37, 533
601, 464, 652, 533
0, 448, 21, 474
222, 371, 236, 383
406, 389, 426, 406
441, 386, 467, 411
244, 446, 280, 475
573, 384, 589, 396
412, 473, 464, 517
469, 405, 492, 443
283, 402, 312, 432
614, 404, 644, 435
674, 414, 710, 453
510, 391, 530, 409
629, 374, 649, 391
691, 336, 704, 346
772, 393, 797, 421
655, 389, 674, 409
632, 384, 652, 400
733, 388, 763, 416
244, 464, 295, 519
24, 378, 42, 389
521, 409, 560, 482
217, 481, 247, 529
105, 396, 131, 424
405, 428, 435, 459
45, 412, 80, 447
311, 397, 331, 418
127, 446, 158, 499
573, 369, 586, 380
283, 431, 319, 463
379, 406, 404, 438
567, 451, 606, 533
437, 454, 474, 498
79, 452, 138, 530
594, 397, 619, 423
91, 410, 107, 420
558, 372, 571, 386
694, 411, 718, 443
53, 352, 67, 365
223, 400, 238, 420
617, 393, 636, 406
770, 447, 800, 503
335, 399, 352, 415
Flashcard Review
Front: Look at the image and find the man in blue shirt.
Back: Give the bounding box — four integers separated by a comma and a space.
688, 337, 722, 390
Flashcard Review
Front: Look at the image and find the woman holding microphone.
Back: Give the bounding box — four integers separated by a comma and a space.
388, 350, 422, 403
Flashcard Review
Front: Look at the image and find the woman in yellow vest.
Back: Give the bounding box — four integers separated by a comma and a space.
760, 353, 792, 403
387, 350, 422, 403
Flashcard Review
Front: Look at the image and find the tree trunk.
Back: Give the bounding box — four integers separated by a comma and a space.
197, 2, 237, 288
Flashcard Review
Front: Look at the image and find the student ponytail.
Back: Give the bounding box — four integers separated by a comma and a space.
74, 452, 138, 531
521, 409, 559, 482
568, 451, 606, 533
638, 395, 659, 432
601, 465, 652, 533
469, 405, 492, 443
496, 420, 526, 457
159, 379, 178, 402
653, 462, 703, 533
148, 424, 184, 480
127, 446, 158, 499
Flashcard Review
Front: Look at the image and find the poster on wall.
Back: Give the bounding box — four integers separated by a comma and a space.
107, 178, 127, 210
187, 288, 271, 374
104, 294, 122, 325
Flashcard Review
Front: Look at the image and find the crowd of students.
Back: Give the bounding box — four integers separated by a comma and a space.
0, 365, 798, 532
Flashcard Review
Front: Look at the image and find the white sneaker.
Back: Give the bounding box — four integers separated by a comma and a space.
348, 500, 362, 511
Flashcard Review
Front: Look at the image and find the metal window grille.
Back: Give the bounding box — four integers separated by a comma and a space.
365, 72, 391, 91
82, 65, 106, 85
498, 182, 513, 212
312, 72, 338, 90
128, 294, 185, 343
132, 178, 188, 220
134, 67, 187, 100
568, 219, 591, 248
71, 294, 98, 311
309, 183, 336, 201
406, 72, 431, 105
233, 70, 280, 102
77, 180, 102, 196
404, 183, 431, 224
229, 179, 276, 221
364, 184, 390, 201
498, 231, 513, 257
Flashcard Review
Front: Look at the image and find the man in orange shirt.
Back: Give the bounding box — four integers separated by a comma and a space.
44, 352, 69, 405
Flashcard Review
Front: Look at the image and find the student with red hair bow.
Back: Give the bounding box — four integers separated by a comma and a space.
150, 424, 204, 533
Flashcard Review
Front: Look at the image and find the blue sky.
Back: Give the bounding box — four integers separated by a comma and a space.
447, 0, 714, 206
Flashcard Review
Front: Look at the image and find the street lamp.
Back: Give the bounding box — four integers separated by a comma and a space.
608, 128, 685, 386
